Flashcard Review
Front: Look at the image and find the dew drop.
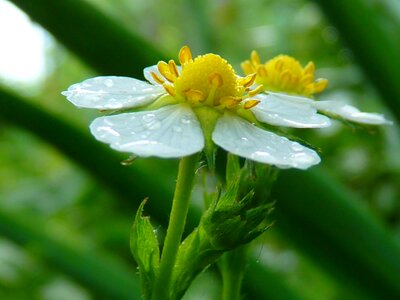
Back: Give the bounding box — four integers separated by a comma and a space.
105, 102, 123, 109
238, 137, 249, 146
173, 125, 182, 133
104, 78, 114, 87
97, 126, 120, 137
142, 114, 156, 123
180, 116, 191, 124
103, 119, 115, 126
291, 142, 303, 152
291, 152, 313, 163
145, 121, 162, 130
252, 151, 274, 160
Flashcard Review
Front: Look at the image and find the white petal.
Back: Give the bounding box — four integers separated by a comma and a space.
62, 76, 164, 110
143, 64, 182, 85
143, 65, 163, 85
251, 93, 331, 128
313, 101, 392, 125
212, 113, 320, 169
90, 104, 204, 158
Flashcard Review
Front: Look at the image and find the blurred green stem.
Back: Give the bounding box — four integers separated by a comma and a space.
219, 246, 247, 300
151, 153, 200, 300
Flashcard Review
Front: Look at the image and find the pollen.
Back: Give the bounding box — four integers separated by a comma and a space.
242, 51, 328, 97
154, 46, 263, 111
174, 52, 238, 106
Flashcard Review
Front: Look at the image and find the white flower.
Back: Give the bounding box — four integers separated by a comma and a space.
242, 52, 392, 127
62, 46, 324, 169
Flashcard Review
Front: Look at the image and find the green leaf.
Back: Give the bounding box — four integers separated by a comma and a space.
130, 199, 160, 300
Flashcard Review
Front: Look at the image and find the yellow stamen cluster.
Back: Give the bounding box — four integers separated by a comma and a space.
151, 46, 262, 110
241, 51, 328, 97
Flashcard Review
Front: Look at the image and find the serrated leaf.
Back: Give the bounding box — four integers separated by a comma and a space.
130, 199, 160, 300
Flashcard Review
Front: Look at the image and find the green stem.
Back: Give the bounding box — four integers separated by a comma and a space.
220, 246, 247, 300
151, 153, 200, 300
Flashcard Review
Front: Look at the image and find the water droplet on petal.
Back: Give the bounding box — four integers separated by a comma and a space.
173, 125, 182, 133
104, 79, 114, 87
103, 119, 115, 126
291, 142, 303, 152
252, 151, 274, 160
145, 120, 162, 130
142, 114, 156, 123
181, 116, 191, 124
238, 137, 249, 147
291, 152, 313, 163
97, 126, 120, 137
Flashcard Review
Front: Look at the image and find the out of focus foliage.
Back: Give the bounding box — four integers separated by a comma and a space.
0, 0, 399, 299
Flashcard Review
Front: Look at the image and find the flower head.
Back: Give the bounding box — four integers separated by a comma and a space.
242, 51, 391, 126
242, 51, 328, 97
62, 46, 323, 169
148, 46, 260, 111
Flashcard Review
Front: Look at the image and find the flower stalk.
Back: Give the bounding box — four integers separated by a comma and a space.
151, 153, 200, 300
219, 246, 247, 300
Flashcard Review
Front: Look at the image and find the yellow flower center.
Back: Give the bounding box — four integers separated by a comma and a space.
241, 51, 328, 97
150, 46, 262, 110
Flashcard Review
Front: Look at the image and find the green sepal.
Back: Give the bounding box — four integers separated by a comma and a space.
144, 94, 181, 111
193, 106, 221, 170
130, 199, 160, 300
168, 158, 276, 299
226, 153, 241, 183
170, 226, 224, 299
202, 160, 276, 250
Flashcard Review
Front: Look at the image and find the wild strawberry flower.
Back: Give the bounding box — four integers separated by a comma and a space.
62, 46, 324, 169
241, 51, 391, 127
